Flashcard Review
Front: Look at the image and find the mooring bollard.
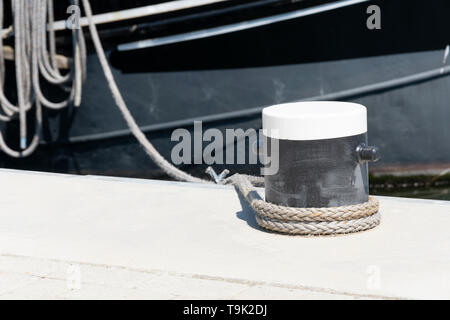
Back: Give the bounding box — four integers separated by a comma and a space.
263, 101, 379, 208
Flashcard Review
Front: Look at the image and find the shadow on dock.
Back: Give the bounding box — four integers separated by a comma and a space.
235, 189, 262, 232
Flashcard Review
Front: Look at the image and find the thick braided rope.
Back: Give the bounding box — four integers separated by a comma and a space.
231, 174, 380, 236
82, 0, 207, 184
253, 197, 379, 222
255, 214, 381, 236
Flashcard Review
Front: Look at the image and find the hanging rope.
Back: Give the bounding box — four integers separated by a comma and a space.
0, 0, 86, 157
80, 0, 206, 184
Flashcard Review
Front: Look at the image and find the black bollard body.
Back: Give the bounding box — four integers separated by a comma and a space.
263, 102, 379, 208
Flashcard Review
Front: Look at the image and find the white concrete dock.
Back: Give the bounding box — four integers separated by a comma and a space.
0, 169, 449, 299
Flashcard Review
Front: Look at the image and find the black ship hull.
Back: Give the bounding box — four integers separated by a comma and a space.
1, 0, 450, 180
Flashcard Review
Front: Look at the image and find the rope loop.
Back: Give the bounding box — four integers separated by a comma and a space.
229, 174, 380, 235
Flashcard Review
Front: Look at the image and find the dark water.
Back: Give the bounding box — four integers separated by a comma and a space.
371, 187, 450, 201
369, 172, 450, 201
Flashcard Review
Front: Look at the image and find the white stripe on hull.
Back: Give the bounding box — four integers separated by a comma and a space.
53, 0, 231, 31
118, 0, 371, 51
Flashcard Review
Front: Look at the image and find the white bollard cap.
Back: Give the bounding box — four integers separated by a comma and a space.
263, 101, 367, 140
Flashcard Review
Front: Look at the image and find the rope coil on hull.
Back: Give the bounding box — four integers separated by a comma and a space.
0, 0, 86, 157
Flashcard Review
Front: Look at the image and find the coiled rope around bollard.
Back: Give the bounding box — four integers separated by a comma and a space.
230, 174, 380, 235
